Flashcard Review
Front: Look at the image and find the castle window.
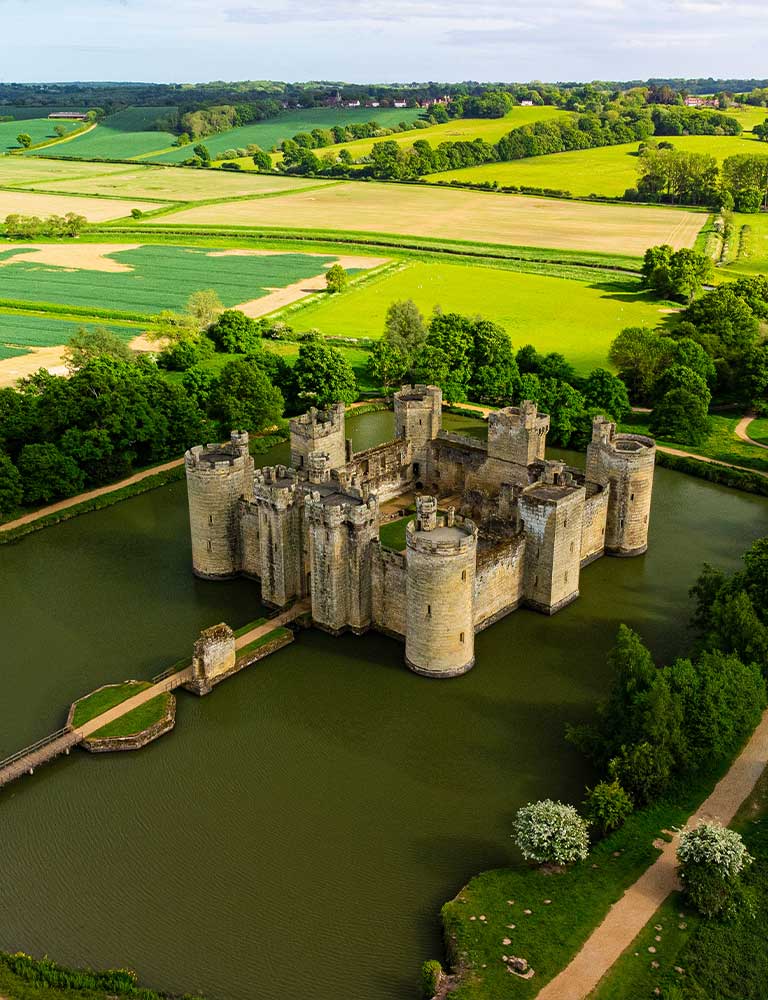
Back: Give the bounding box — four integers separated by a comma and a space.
460, 631, 465, 644
620, 518, 624, 529
570, 541, 574, 554
564, 515, 568, 528
630, 492, 635, 501
461, 570, 467, 582
427, 604, 432, 617
564, 571, 568, 584
206, 540, 212, 552
534, 575, 538, 587
208, 514, 213, 525
419, 419, 422, 426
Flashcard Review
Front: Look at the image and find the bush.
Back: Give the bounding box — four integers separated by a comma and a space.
677, 822, 753, 917
583, 780, 634, 836
513, 799, 589, 866
608, 741, 672, 804
420, 959, 443, 998
157, 337, 213, 372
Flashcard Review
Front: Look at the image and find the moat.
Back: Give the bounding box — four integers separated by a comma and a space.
2, 410, 767, 1000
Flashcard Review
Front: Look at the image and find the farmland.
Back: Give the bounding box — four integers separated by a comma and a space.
35, 107, 177, 160
150, 105, 424, 164
0, 117, 80, 151
0, 244, 347, 314
10, 161, 337, 201
0, 188, 157, 221
0, 106, 88, 120
0, 157, 136, 187
157, 180, 705, 256
426, 133, 768, 197
0, 312, 137, 351
721, 211, 768, 276
284, 260, 672, 372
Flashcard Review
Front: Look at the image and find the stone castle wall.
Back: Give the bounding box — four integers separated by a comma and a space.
581, 487, 609, 566
371, 545, 407, 637
289, 402, 346, 470
474, 534, 526, 630
520, 483, 585, 614
338, 438, 414, 503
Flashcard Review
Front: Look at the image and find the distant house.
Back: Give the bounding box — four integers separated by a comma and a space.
365, 101, 380, 108
48, 111, 89, 120
345, 100, 361, 108
393, 100, 408, 108
684, 96, 718, 108
520, 100, 534, 107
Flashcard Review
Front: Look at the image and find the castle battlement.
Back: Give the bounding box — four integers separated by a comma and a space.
187, 388, 656, 676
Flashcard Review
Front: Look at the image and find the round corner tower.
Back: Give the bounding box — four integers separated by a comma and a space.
585, 416, 656, 557
185, 430, 255, 579
405, 497, 477, 678
394, 384, 442, 475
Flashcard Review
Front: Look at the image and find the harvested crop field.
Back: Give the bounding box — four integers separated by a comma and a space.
0, 189, 157, 221
19, 166, 338, 202
0, 157, 137, 187
157, 182, 705, 256
0, 243, 374, 314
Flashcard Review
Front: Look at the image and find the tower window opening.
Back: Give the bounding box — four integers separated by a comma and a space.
459, 631, 465, 643
206, 540, 212, 552
564, 571, 568, 584
630, 492, 635, 501
427, 604, 432, 617
208, 514, 213, 525
461, 570, 467, 582
570, 541, 574, 554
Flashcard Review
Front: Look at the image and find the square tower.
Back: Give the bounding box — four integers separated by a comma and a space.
289, 402, 346, 471
487, 401, 549, 467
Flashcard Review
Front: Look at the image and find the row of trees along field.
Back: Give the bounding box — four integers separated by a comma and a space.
631, 145, 768, 208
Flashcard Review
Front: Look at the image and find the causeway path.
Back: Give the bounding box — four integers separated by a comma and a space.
536, 707, 768, 1000
735, 414, 768, 451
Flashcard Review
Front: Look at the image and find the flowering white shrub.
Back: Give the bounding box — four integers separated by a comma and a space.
677, 822, 752, 880
513, 799, 589, 865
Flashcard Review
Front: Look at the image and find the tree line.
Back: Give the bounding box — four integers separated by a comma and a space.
632, 146, 768, 209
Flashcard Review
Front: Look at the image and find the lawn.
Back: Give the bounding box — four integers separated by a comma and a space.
620, 413, 768, 474
0, 313, 137, 351
0, 245, 338, 315
379, 514, 415, 551
36, 107, 177, 160
721, 210, 768, 277
0, 117, 80, 151
285, 261, 674, 373
748, 417, 768, 446
90, 693, 171, 739
427, 133, 767, 197
156, 181, 705, 258
20, 164, 337, 202
70, 680, 152, 727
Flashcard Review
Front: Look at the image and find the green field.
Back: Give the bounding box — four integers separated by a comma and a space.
721, 211, 768, 276
36, 107, 177, 160
0, 313, 138, 353
427, 134, 767, 197
621, 412, 768, 474
0, 157, 139, 187
150, 105, 425, 164
0, 245, 338, 315
284, 261, 674, 372
0, 117, 80, 151
748, 417, 768, 446
0, 106, 88, 120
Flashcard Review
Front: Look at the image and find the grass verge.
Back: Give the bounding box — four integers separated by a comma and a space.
71, 681, 152, 727
236, 627, 292, 659
91, 693, 171, 739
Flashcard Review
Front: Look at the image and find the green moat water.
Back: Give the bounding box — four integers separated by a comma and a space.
1, 410, 766, 1000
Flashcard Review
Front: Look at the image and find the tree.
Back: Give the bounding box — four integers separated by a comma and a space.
582, 368, 631, 420
367, 341, 409, 390
652, 364, 711, 406
251, 147, 272, 171
471, 320, 521, 406
582, 781, 633, 836
210, 358, 283, 434
609, 327, 673, 403
650, 386, 711, 445
182, 365, 219, 408
63, 326, 133, 371
292, 338, 357, 407
0, 452, 23, 515
53, 124, 67, 138
677, 822, 752, 917
607, 741, 673, 804
186, 289, 223, 331
383, 299, 427, 360
209, 310, 261, 354
513, 800, 589, 866
193, 143, 210, 165
16, 133, 32, 148
669, 248, 715, 304
325, 264, 349, 294
17, 442, 85, 503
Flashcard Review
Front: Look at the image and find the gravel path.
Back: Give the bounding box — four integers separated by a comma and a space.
735, 414, 768, 451
536, 708, 768, 1000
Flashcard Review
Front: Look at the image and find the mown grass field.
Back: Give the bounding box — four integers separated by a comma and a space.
721, 211, 768, 276
0, 313, 137, 352
36, 107, 177, 160
749, 417, 768, 446
150, 105, 424, 164
156, 181, 705, 257
0, 188, 157, 220
285, 260, 672, 372
428, 133, 767, 197
0, 157, 138, 187
0, 117, 80, 151
16, 164, 337, 201
0, 244, 339, 314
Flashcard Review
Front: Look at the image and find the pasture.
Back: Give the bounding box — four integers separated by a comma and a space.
259, 106, 571, 167
36, 107, 177, 160
0, 117, 79, 151
0, 106, 88, 120
157, 181, 705, 257
0, 244, 346, 314
0, 189, 157, 221
0, 157, 135, 187
14, 164, 337, 202
427, 133, 767, 197
151, 106, 425, 164
721, 211, 768, 276
285, 260, 671, 373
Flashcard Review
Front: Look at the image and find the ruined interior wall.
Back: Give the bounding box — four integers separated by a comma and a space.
371, 545, 407, 637
580, 488, 608, 566
339, 439, 413, 503
238, 501, 261, 578
473, 535, 526, 629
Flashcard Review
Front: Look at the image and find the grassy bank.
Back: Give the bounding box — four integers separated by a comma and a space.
90, 693, 171, 739
589, 768, 768, 999
439, 759, 735, 999
71, 681, 152, 727
621, 413, 768, 475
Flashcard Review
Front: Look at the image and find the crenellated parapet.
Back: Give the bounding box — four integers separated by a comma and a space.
487, 401, 549, 466
289, 402, 346, 471
394, 384, 442, 471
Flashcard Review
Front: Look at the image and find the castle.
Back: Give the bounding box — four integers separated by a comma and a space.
185, 386, 656, 678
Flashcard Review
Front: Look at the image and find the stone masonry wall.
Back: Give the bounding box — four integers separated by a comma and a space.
474, 535, 526, 629
520, 487, 585, 614
371, 545, 407, 637
580, 488, 609, 566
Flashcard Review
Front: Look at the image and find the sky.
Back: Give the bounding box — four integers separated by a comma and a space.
2, 0, 768, 84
